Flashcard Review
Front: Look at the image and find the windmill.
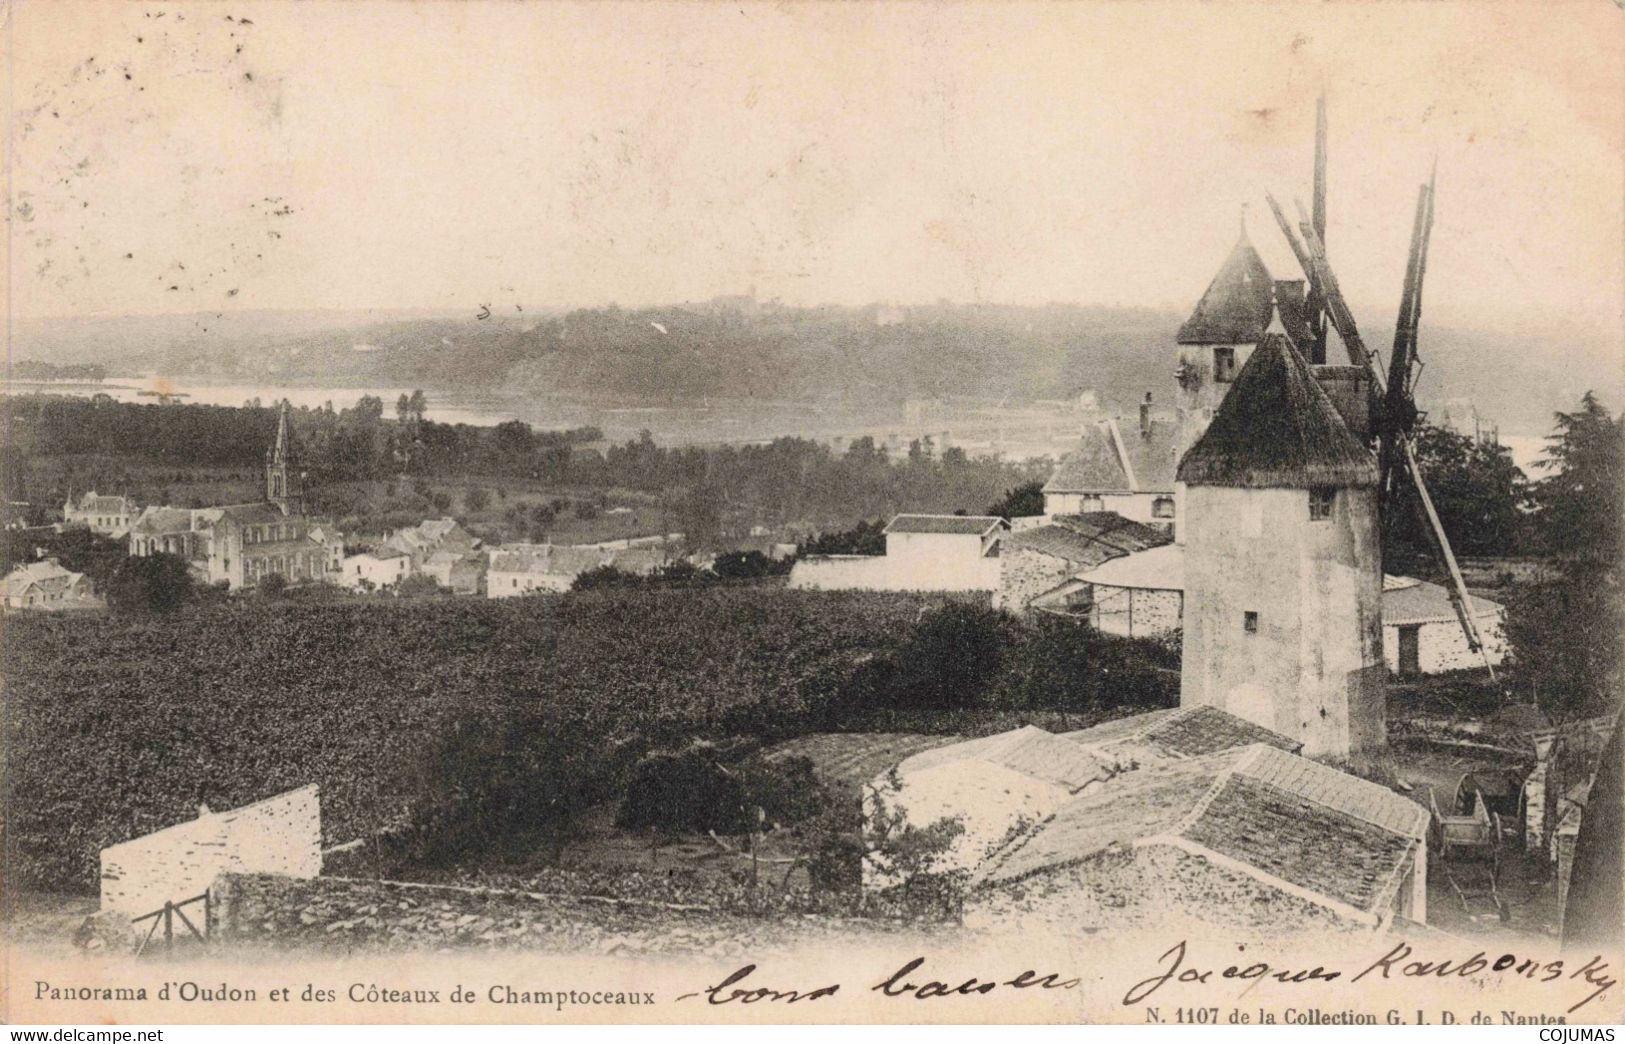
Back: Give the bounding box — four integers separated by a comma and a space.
1264, 100, 1499, 680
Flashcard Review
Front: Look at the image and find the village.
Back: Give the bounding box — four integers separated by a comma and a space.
1, 97, 1620, 971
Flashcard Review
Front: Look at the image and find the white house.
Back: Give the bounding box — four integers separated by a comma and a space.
63, 492, 134, 536
790, 514, 1009, 593
340, 548, 411, 591
1381, 576, 1507, 676
0, 559, 100, 610
1042, 405, 1179, 529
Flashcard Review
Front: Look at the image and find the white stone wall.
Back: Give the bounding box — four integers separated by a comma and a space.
487, 570, 574, 598
1382, 611, 1507, 675
789, 553, 1001, 593
100, 785, 322, 916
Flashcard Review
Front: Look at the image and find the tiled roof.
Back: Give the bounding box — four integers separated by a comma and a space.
488, 544, 611, 577
1078, 543, 1185, 591
1062, 705, 1302, 763
979, 743, 1427, 918
980, 749, 1240, 884
1044, 419, 1180, 494
1176, 333, 1379, 489
884, 514, 1007, 536
1177, 233, 1275, 345
1007, 512, 1167, 570
1238, 745, 1428, 839
1183, 774, 1417, 912
899, 725, 1114, 793
1142, 705, 1304, 759
1382, 577, 1503, 626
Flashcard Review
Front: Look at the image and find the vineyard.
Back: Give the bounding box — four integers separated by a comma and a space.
0, 589, 962, 893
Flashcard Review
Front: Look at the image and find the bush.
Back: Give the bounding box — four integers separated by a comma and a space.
712, 550, 782, 581
105, 553, 197, 614
616, 741, 826, 836
890, 602, 1016, 710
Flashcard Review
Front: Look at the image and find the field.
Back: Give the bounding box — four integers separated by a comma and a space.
0, 588, 966, 894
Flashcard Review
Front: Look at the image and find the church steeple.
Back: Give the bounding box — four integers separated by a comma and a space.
265, 400, 304, 516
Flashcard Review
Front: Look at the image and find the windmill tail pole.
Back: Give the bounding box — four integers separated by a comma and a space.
1399, 437, 1500, 684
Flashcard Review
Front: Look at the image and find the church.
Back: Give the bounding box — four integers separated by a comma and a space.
128, 401, 344, 591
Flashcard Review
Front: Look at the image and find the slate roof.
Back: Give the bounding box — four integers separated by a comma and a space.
489, 544, 610, 576
1382, 576, 1503, 626
884, 514, 1007, 536
1177, 233, 1275, 345
129, 506, 196, 535
1044, 419, 1180, 494
71, 493, 132, 514
978, 742, 1428, 919
1004, 512, 1168, 568
1176, 333, 1379, 489
214, 503, 289, 524
898, 725, 1114, 793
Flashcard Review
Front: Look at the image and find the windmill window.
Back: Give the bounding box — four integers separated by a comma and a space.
1244, 611, 1259, 634
1152, 496, 1175, 519
1309, 487, 1335, 521
1213, 346, 1237, 383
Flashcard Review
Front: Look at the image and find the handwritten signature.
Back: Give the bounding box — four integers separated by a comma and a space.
676, 957, 1079, 1005
1125, 940, 1617, 1015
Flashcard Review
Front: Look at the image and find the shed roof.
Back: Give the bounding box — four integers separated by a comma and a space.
884, 514, 1007, 536
1382, 576, 1503, 626
898, 725, 1114, 793
1177, 233, 1275, 345
1176, 333, 1379, 489
1077, 542, 1185, 591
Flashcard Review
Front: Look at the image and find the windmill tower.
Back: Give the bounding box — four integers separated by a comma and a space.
265, 400, 304, 517
1176, 328, 1386, 757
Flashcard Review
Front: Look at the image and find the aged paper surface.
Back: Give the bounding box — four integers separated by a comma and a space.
3, 0, 1623, 1026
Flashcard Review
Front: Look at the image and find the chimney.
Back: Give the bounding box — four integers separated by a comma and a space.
1139, 392, 1153, 438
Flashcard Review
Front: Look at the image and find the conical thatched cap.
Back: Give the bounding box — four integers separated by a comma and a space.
1176, 233, 1273, 345
1176, 333, 1378, 488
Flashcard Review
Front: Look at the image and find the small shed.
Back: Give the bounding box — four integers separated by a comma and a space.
1381, 576, 1507, 676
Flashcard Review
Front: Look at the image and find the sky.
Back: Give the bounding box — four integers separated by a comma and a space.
8, 0, 1624, 343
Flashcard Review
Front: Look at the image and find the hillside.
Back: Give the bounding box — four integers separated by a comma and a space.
13, 302, 1619, 434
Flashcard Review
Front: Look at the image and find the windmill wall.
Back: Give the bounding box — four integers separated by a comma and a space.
1179, 486, 1385, 758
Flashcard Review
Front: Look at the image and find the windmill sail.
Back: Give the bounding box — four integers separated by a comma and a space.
1267, 183, 1499, 680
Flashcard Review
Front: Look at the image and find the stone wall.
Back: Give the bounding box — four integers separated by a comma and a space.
1382, 613, 1508, 675
100, 786, 322, 915
789, 554, 1000, 593
207, 873, 948, 957
995, 548, 1074, 611
1093, 585, 1182, 639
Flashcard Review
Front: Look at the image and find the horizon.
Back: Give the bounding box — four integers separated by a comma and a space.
9, 1, 1624, 347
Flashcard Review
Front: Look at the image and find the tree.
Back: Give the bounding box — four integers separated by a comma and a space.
986, 480, 1047, 520
106, 553, 196, 614
1505, 393, 1625, 721
258, 572, 288, 599
1384, 424, 1531, 575
891, 602, 1015, 710
463, 487, 490, 514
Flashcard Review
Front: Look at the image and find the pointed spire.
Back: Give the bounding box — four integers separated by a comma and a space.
270, 399, 294, 465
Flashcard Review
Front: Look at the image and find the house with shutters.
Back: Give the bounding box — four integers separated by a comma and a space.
1042, 399, 1180, 529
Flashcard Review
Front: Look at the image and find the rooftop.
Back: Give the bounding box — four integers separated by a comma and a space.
1176, 233, 1275, 345
1076, 542, 1185, 591
1175, 333, 1379, 489
1004, 512, 1168, 568
1382, 576, 1503, 625
884, 514, 1007, 537
1044, 418, 1179, 495
979, 743, 1428, 920
897, 724, 1114, 793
